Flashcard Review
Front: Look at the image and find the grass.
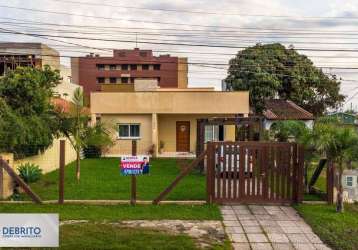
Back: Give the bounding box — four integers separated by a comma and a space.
5, 223, 230, 250
294, 203, 358, 250
22, 158, 206, 201
0, 204, 221, 221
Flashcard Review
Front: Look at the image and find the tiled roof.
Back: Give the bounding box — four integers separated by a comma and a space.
52, 98, 89, 114
263, 99, 314, 120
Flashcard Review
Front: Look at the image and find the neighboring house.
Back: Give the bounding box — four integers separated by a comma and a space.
342, 169, 358, 203
263, 99, 315, 130
0, 42, 60, 75
53, 65, 83, 101
71, 48, 188, 97
327, 112, 358, 126
90, 80, 249, 157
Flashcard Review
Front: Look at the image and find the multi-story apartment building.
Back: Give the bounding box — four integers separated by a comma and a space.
71, 48, 188, 95
0, 42, 60, 75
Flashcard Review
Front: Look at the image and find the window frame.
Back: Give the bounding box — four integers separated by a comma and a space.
118, 123, 141, 139
97, 77, 105, 84
346, 176, 353, 187
109, 77, 117, 84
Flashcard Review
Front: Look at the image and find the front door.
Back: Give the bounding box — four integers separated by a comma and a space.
176, 121, 190, 152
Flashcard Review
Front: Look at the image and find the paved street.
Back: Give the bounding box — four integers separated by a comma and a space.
221, 205, 331, 250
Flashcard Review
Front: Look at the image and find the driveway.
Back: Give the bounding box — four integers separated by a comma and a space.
221, 205, 331, 250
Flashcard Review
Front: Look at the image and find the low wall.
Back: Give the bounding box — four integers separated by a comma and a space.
0, 137, 76, 199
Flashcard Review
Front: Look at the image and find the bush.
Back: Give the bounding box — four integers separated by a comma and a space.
83, 146, 102, 158
17, 163, 42, 183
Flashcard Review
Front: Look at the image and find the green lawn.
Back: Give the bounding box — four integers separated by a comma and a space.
5, 223, 230, 250
295, 203, 358, 250
22, 158, 206, 201
0, 204, 222, 221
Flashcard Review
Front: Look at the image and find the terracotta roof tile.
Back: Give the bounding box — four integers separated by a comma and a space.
263, 99, 314, 120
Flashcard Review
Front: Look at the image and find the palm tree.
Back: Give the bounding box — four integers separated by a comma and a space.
58, 88, 112, 182
313, 120, 358, 212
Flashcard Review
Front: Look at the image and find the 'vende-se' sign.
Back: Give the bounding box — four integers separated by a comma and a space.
120, 155, 150, 175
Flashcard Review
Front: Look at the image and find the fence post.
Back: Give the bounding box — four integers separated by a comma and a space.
59, 140, 66, 204
130, 140, 137, 206
0, 157, 3, 199
297, 144, 304, 203
206, 142, 215, 204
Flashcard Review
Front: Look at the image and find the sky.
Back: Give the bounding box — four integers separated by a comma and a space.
0, 0, 357, 111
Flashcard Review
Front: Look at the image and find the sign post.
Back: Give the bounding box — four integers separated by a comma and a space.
119, 140, 150, 206
131, 140, 137, 205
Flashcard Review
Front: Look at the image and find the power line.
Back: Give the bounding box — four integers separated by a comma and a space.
2, 28, 358, 53
34, 0, 358, 20
1, 4, 358, 33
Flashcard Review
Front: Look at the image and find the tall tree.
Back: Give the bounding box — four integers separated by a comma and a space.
225, 43, 344, 115
0, 66, 61, 158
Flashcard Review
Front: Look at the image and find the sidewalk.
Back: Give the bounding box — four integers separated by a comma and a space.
221, 205, 331, 250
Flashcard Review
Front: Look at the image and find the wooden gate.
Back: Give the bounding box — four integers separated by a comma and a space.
206, 142, 304, 204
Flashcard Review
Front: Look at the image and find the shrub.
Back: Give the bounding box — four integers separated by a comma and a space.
17, 163, 42, 183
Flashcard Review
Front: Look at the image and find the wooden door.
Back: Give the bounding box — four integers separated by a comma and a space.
176, 121, 190, 152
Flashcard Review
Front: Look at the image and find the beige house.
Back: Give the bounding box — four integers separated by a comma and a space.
91, 88, 249, 157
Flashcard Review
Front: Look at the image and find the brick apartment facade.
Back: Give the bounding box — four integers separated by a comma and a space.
71, 48, 188, 96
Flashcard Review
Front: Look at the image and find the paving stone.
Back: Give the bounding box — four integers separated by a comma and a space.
223, 220, 240, 227
237, 214, 256, 220
314, 243, 331, 250
243, 226, 263, 233
255, 214, 273, 220
247, 233, 269, 243
235, 209, 252, 215
287, 233, 309, 244
229, 233, 248, 243
223, 214, 238, 221
271, 214, 290, 221
259, 220, 278, 226
305, 233, 323, 244
221, 209, 235, 215
267, 233, 289, 243
292, 243, 316, 250
280, 226, 302, 234
262, 226, 284, 234
232, 205, 249, 210
221, 205, 233, 210
251, 243, 274, 250
240, 220, 260, 226
264, 206, 281, 211
233, 243, 251, 250
226, 226, 244, 234
271, 243, 295, 250
277, 221, 297, 227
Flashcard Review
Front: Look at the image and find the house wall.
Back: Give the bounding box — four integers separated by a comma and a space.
91, 91, 250, 115
101, 114, 153, 156
0, 137, 76, 199
13, 137, 77, 174
158, 114, 236, 153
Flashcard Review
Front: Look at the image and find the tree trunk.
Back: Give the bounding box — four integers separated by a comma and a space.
336, 165, 344, 213
76, 150, 81, 182
304, 161, 309, 193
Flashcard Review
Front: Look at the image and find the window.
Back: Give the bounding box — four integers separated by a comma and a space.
346, 176, 353, 187
97, 64, 105, 70
110, 77, 117, 84
130, 77, 135, 84
110, 64, 116, 70
121, 77, 129, 84
97, 77, 105, 84
121, 64, 128, 70
204, 125, 220, 143
130, 64, 137, 70
118, 124, 140, 139
154, 64, 161, 70
142, 64, 149, 70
